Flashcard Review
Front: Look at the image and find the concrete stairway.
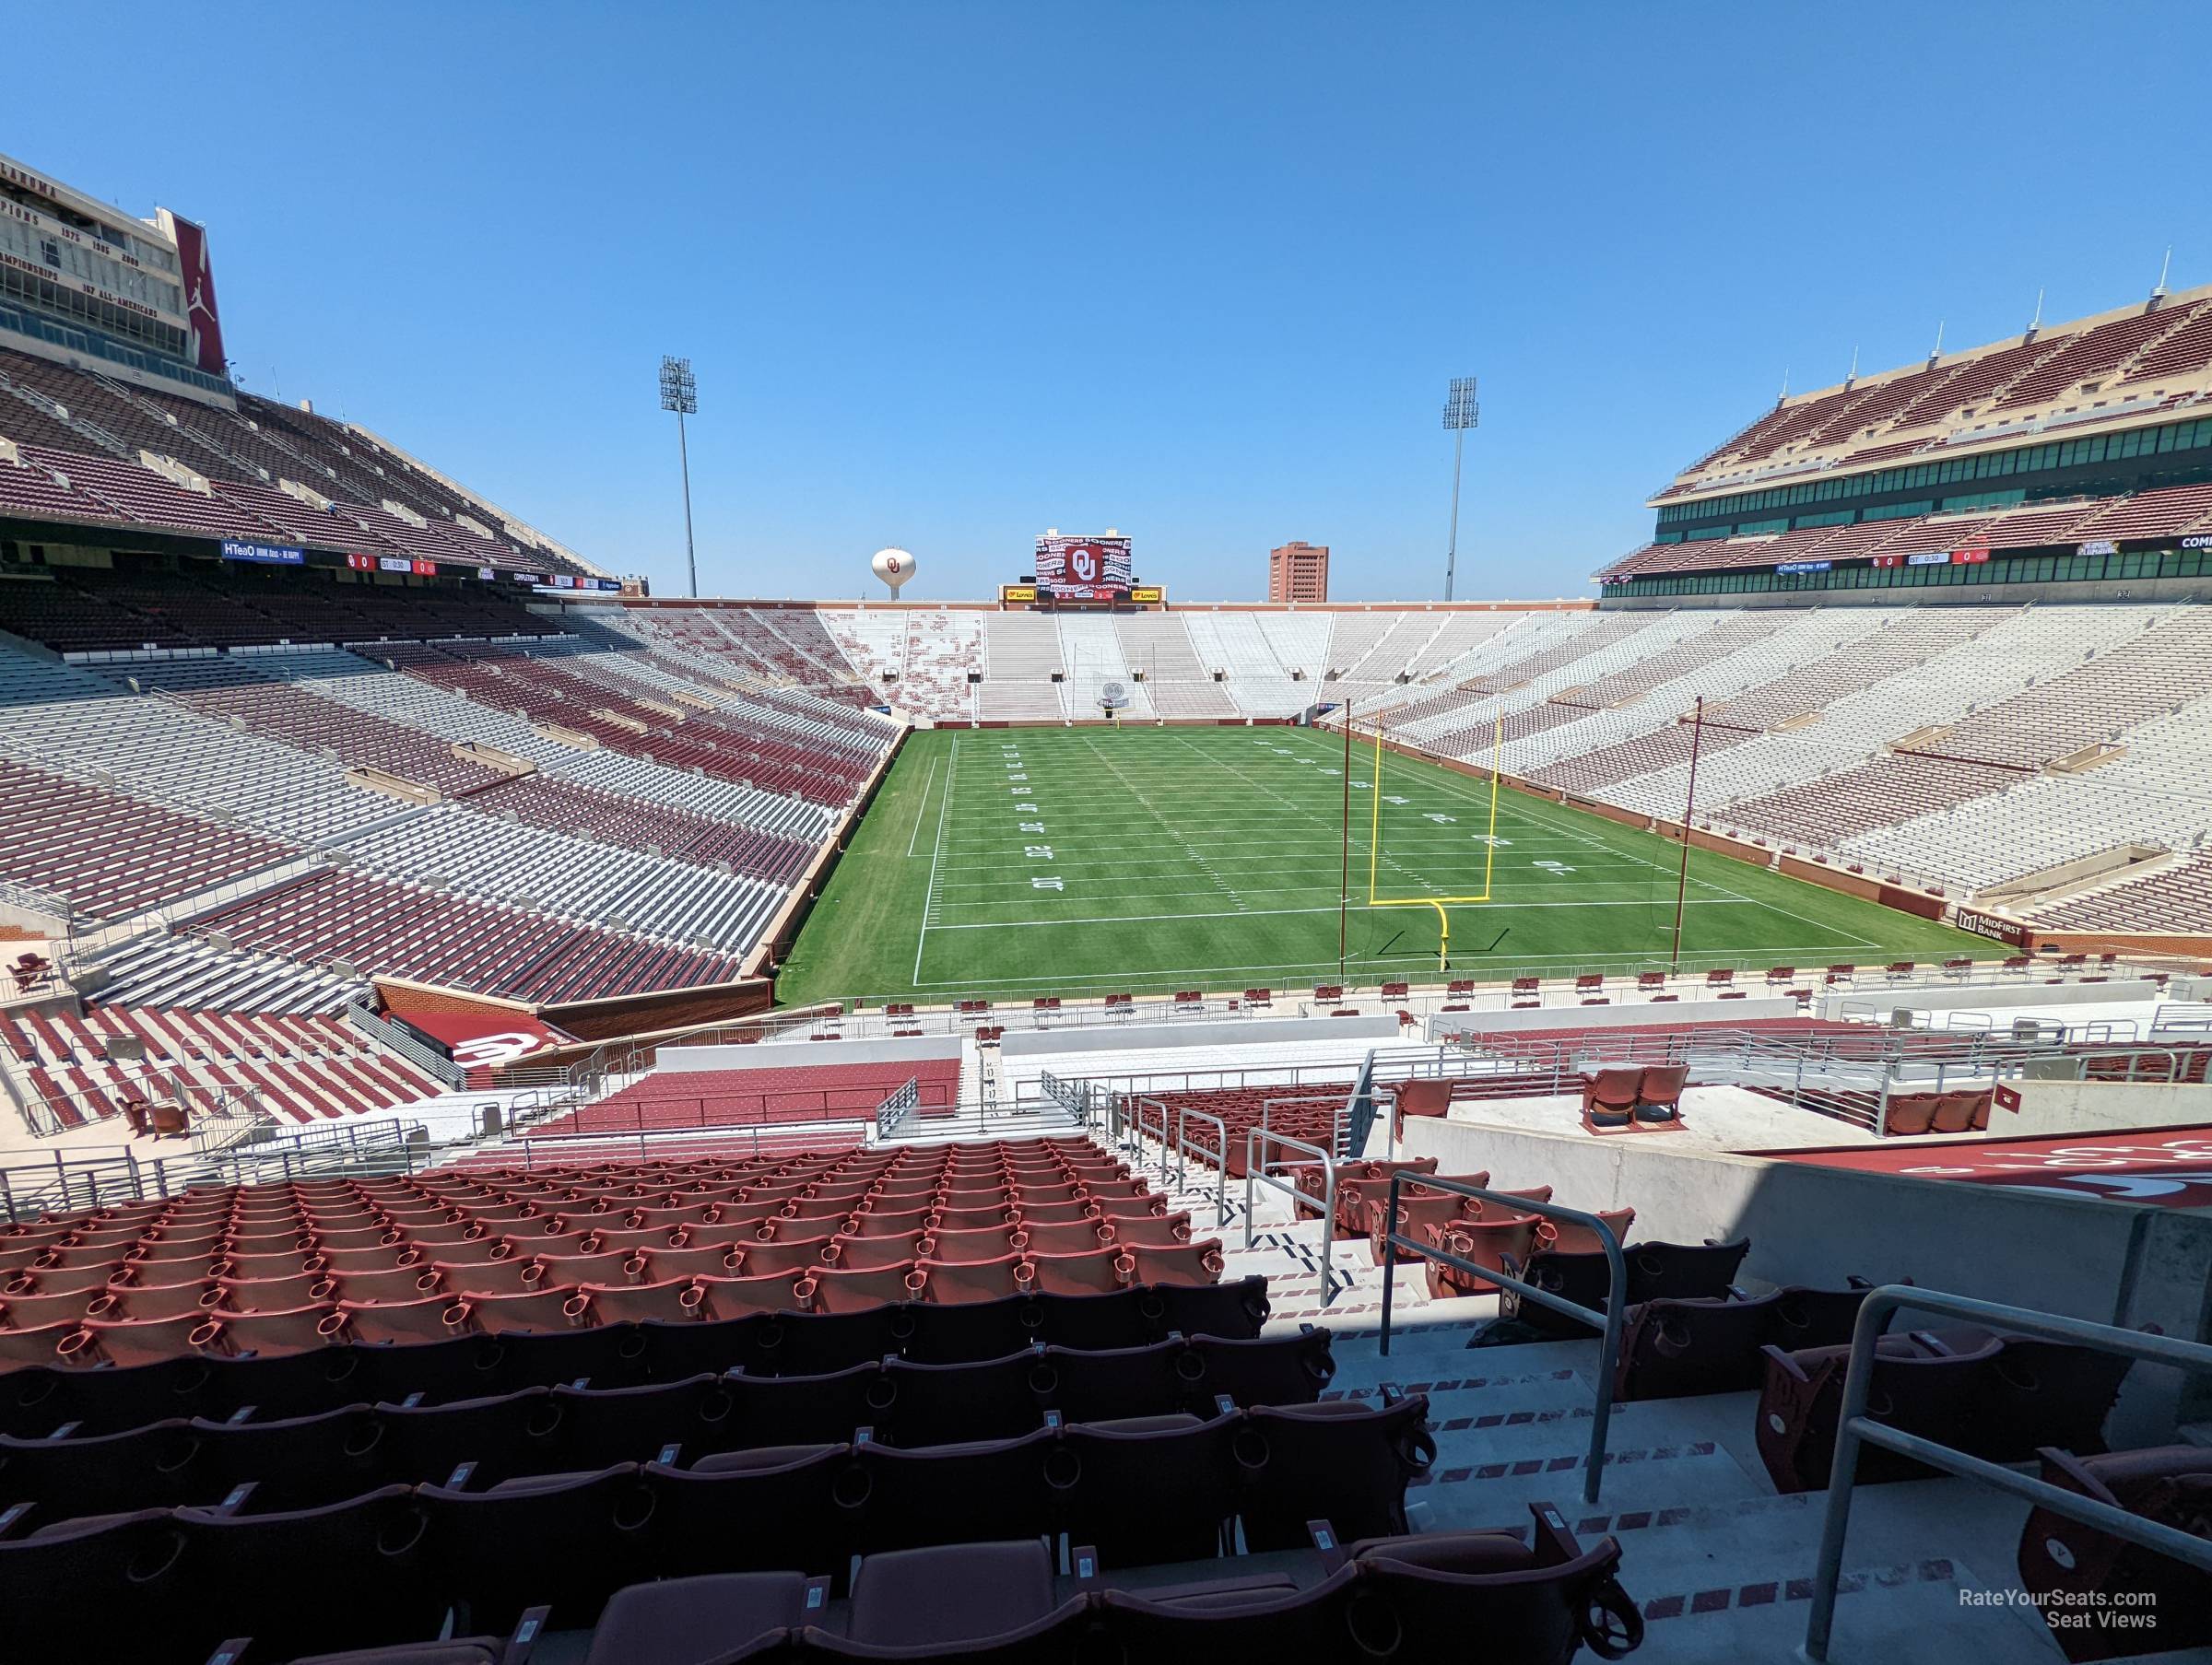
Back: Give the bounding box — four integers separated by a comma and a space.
1318, 1263, 2167, 1660
1071, 1121, 2154, 1664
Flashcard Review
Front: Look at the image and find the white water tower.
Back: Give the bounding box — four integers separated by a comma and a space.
871, 546, 917, 599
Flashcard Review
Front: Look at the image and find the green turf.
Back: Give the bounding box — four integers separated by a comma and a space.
773, 724, 2002, 1006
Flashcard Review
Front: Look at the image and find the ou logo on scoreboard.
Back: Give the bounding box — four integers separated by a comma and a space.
1070, 545, 1101, 582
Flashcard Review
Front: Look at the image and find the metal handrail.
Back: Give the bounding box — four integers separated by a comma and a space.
1241, 1127, 1337, 1307
873, 1077, 920, 1143
1260, 1092, 1357, 1158
342, 1001, 467, 1089
499, 1117, 871, 1169
1375, 1172, 1628, 1507
1159, 1102, 1230, 1232
1805, 1286, 2212, 1660
0, 1120, 430, 1223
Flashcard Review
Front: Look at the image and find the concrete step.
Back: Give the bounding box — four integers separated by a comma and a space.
1334, 1331, 1598, 1383
1537, 1481, 2072, 1664
1626, 1548, 2061, 1664
1418, 1440, 1769, 1523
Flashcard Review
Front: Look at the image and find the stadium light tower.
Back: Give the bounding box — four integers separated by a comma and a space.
658, 356, 700, 597
1441, 376, 1478, 602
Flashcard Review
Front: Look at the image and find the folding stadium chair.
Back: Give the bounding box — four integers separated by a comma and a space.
1422, 1217, 1541, 1299
2018, 1446, 2212, 1661
1238, 1393, 1436, 1549
843, 1542, 1066, 1649
578, 1571, 826, 1665
1536, 1207, 1637, 1257
875, 1351, 1055, 1447
844, 1425, 1062, 1560
794, 1262, 926, 1314
1123, 1241, 1225, 1288
1053, 1410, 1241, 1565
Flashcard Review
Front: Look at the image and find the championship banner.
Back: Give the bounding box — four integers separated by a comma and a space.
1034, 534, 1132, 597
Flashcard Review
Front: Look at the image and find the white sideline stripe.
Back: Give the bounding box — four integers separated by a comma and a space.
920, 896, 1799, 932
926, 879, 1743, 908
903, 756, 940, 859
914, 939, 1897, 989
912, 733, 958, 982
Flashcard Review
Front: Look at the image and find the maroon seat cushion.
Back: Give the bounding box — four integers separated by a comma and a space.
847, 1539, 1058, 1647
688, 1442, 841, 1475
294, 1644, 509, 1665
582, 1571, 818, 1665
1351, 1529, 1538, 1575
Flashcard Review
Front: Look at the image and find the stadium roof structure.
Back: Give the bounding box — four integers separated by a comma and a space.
1595, 280, 2212, 588
1655, 280, 2212, 510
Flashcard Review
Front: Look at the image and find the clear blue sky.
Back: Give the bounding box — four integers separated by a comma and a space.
20, 1, 2207, 602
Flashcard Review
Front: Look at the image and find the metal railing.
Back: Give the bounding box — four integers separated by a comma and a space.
6, 1063, 279, 1143
342, 1001, 466, 1090
1375, 1173, 1628, 1507
1241, 1127, 1338, 1307
490, 1004, 847, 1110
873, 1077, 920, 1143
1035, 1058, 1367, 1108
0, 876, 71, 934
0, 1120, 429, 1223
1804, 1286, 2212, 1660
495, 1117, 872, 1169
1133, 1096, 1230, 1231
1418, 1021, 2211, 1135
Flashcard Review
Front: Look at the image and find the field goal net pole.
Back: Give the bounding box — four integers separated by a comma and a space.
1364, 709, 1503, 970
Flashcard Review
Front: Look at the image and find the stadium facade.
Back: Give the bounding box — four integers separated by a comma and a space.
1601, 282, 2212, 605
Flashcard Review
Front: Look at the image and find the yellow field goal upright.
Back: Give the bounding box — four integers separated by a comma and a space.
1364, 707, 1503, 968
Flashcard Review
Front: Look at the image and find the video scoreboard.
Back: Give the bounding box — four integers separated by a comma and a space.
1001, 533, 1163, 606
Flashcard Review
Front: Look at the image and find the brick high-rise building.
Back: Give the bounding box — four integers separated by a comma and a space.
1268, 541, 1329, 604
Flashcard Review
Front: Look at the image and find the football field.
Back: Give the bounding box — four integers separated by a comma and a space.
773, 725, 1999, 1005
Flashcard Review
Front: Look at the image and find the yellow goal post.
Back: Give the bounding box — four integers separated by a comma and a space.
1363, 708, 1503, 968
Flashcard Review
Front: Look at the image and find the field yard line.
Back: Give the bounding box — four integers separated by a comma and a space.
1286, 728, 1883, 950
1166, 733, 1441, 897
903, 756, 941, 858
1077, 733, 1246, 910
923, 895, 1765, 930
914, 938, 1888, 990
913, 734, 959, 983
1538, 807, 1884, 949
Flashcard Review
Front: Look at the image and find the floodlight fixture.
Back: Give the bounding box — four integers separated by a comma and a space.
1441, 376, 1477, 603
659, 356, 700, 596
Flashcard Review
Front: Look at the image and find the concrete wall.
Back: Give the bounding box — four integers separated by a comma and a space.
2006, 1080, 2212, 1137
1396, 1115, 2212, 1444
1437, 998, 1797, 1038
1818, 979, 2159, 1021
658, 1034, 963, 1073
998, 1013, 1398, 1060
